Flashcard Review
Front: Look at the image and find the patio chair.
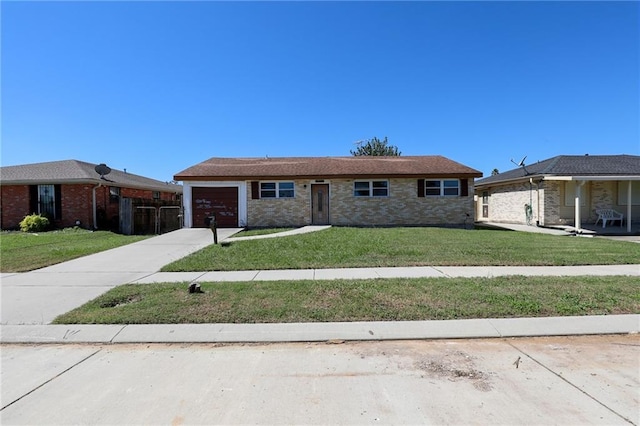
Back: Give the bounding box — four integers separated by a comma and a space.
595, 209, 624, 228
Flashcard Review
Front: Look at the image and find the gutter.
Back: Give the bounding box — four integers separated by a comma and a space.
477, 174, 640, 188
544, 175, 640, 181
475, 174, 545, 188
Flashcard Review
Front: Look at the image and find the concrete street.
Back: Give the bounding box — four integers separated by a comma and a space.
2, 335, 638, 425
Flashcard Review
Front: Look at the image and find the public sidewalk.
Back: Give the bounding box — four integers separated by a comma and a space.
132, 264, 640, 284
1, 227, 639, 343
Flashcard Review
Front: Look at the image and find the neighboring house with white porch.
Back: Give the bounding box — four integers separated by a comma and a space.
474, 154, 640, 233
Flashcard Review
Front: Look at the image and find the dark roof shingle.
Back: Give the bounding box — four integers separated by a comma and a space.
0, 160, 182, 193
476, 155, 640, 186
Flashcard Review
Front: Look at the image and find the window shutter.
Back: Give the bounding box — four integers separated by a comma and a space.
417, 179, 424, 198
29, 185, 38, 214
460, 179, 468, 197
251, 181, 260, 199
54, 184, 62, 219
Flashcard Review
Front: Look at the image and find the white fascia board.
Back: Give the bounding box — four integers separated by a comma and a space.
476, 174, 640, 188
544, 175, 640, 181
474, 175, 545, 188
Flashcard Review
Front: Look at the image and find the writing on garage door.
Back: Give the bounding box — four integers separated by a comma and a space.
192, 187, 238, 228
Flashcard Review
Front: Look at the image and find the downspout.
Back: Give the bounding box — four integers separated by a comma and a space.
92, 182, 102, 230
529, 178, 534, 225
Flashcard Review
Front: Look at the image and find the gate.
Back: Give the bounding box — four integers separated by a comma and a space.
119, 198, 182, 235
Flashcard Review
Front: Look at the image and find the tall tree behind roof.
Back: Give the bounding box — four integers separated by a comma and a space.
350, 137, 401, 156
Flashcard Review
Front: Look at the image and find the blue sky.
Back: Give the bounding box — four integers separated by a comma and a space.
2, 1, 638, 182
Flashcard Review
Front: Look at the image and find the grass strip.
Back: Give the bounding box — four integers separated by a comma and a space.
162, 227, 640, 271
53, 276, 640, 324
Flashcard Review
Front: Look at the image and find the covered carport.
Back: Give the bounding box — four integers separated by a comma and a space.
563, 176, 638, 234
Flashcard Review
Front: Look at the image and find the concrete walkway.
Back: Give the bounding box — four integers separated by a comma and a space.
224, 225, 331, 241
479, 221, 640, 242
1, 227, 639, 343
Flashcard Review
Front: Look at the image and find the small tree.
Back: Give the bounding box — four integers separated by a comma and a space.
351, 137, 401, 156
491, 168, 500, 176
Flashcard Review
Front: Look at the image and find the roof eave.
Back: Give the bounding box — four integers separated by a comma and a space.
475, 173, 640, 188
475, 174, 546, 188
175, 172, 483, 181
0, 178, 101, 186
0, 178, 182, 193
545, 175, 640, 181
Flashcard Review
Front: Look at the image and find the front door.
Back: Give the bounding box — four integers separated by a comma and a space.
311, 184, 329, 225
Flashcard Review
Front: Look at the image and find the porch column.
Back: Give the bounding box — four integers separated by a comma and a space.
627, 180, 632, 233
574, 180, 584, 233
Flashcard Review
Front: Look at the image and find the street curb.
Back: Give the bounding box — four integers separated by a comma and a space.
2, 315, 638, 344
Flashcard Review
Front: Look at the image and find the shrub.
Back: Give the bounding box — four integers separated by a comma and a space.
19, 214, 50, 232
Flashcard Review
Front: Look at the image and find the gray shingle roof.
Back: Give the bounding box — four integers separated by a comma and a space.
174, 156, 483, 180
476, 155, 640, 186
0, 160, 182, 193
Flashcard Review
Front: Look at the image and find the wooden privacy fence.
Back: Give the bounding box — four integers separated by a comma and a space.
119, 199, 182, 235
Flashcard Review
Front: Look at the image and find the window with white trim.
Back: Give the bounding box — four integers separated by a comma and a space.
260, 181, 295, 198
109, 186, 120, 203
354, 180, 389, 197
425, 179, 460, 196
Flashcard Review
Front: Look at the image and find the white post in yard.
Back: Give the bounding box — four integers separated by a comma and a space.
627, 180, 632, 233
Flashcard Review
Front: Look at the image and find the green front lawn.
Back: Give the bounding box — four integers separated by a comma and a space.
53, 276, 640, 324
0, 229, 150, 272
162, 227, 640, 271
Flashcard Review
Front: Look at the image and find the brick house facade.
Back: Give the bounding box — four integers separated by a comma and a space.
175, 156, 482, 228
1, 160, 182, 232
475, 155, 640, 233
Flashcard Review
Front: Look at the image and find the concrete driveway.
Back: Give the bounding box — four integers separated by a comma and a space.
1, 228, 240, 325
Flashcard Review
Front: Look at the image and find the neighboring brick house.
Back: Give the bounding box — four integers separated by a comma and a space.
474, 155, 640, 233
174, 156, 482, 228
0, 159, 182, 232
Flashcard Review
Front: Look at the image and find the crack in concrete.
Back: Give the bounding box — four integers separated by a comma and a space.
109, 325, 128, 343
0, 348, 102, 411
506, 341, 636, 425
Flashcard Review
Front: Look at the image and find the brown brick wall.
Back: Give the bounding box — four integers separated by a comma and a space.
330, 178, 473, 226
1, 185, 30, 229
1, 184, 179, 230
247, 178, 474, 227
247, 180, 311, 227
60, 184, 94, 228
